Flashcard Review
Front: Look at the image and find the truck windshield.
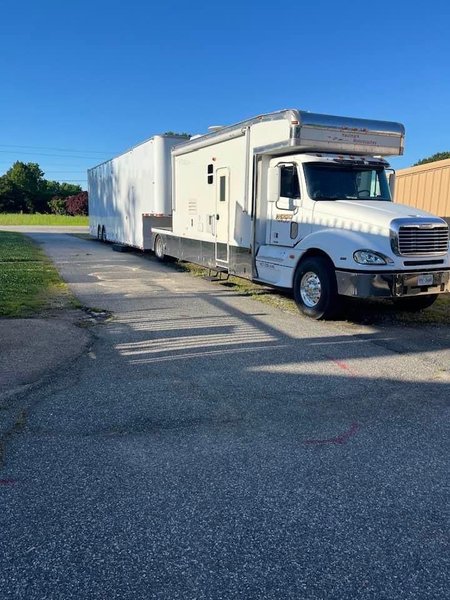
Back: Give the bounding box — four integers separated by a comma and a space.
303, 163, 392, 201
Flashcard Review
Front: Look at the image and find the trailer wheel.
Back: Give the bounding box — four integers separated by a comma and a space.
154, 235, 166, 261
393, 294, 438, 311
101, 226, 107, 242
293, 256, 340, 319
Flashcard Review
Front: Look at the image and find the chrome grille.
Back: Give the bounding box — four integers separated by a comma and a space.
398, 225, 449, 256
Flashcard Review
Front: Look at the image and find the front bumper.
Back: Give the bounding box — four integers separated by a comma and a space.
336, 269, 450, 299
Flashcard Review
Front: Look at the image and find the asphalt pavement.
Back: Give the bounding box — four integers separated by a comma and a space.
0, 230, 449, 599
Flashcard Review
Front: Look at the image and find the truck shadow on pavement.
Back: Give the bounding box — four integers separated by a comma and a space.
77, 275, 450, 442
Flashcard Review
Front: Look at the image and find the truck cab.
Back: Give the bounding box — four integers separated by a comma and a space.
256, 152, 450, 317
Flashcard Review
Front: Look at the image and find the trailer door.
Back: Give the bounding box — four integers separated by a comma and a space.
215, 168, 229, 265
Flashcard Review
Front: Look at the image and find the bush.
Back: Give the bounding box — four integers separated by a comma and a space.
65, 191, 88, 216
48, 197, 67, 215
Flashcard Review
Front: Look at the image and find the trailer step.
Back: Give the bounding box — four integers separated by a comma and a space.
203, 267, 229, 281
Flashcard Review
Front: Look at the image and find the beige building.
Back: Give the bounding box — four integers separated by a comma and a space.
395, 158, 450, 225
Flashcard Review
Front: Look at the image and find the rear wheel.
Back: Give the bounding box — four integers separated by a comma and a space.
393, 294, 438, 311
293, 256, 340, 319
154, 235, 166, 261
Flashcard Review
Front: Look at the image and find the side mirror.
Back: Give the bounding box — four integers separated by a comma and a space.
276, 197, 301, 210
268, 167, 280, 203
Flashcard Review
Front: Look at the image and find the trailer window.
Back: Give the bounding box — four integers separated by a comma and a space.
207, 164, 214, 184
219, 176, 226, 202
280, 165, 300, 199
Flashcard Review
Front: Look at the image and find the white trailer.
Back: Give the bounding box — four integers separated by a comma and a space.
90, 110, 450, 319
88, 134, 185, 249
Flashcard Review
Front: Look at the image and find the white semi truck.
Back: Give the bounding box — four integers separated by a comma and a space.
88, 109, 450, 319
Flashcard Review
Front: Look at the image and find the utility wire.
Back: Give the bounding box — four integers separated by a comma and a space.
0, 144, 116, 154
0, 150, 110, 159
0, 163, 91, 169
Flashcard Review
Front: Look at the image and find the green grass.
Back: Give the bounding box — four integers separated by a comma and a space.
0, 232, 78, 317
0, 213, 88, 226
176, 261, 450, 325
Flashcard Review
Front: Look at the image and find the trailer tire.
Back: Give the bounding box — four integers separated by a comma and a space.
101, 226, 107, 242
293, 256, 340, 320
393, 294, 438, 311
154, 235, 166, 261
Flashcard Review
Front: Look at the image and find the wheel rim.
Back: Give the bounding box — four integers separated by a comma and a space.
300, 271, 322, 307
155, 237, 163, 257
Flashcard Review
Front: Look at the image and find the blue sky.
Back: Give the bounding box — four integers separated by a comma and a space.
1, 0, 449, 189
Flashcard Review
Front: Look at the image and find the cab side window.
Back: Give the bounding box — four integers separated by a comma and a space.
280, 165, 300, 199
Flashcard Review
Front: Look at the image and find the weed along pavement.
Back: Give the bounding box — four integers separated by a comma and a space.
1, 230, 449, 600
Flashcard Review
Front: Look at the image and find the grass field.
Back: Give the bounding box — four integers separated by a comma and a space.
178, 261, 450, 325
0, 213, 88, 226
0, 232, 77, 317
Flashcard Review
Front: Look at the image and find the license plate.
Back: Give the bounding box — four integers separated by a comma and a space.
417, 274, 434, 286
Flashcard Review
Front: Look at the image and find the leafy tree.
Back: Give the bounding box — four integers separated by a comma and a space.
58, 182, 82, 196
0, 176, 26, 212
4, 162, 45, 212
0, 161, 84, 213
414, 151, 450, 166
40, 180, 82, 209
164, 131, 191, 139
65, 191, 88, 216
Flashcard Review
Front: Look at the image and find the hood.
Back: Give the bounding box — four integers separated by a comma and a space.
313, 200, 442, 230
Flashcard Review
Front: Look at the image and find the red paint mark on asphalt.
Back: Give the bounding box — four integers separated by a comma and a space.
305, 422, 359, 445
332, 359, 354, 375
0, 479, 16, 486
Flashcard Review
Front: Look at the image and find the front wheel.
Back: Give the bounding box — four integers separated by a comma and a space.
293, 256, 340, 319
393, 294, 438, 311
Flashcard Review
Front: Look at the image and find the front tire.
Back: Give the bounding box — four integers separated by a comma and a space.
293, 256, 340, 319
393, 294, 438, 311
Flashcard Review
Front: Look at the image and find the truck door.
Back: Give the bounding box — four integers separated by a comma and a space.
269, 163, 300, 246
215, 168, 229, 265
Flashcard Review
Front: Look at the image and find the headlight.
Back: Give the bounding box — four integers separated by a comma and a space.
353, 250, 394, 265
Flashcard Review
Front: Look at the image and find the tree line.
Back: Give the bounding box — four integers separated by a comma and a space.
1, 151, 448, 216
0, 161, 88, 215
413, 151, 450, 166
